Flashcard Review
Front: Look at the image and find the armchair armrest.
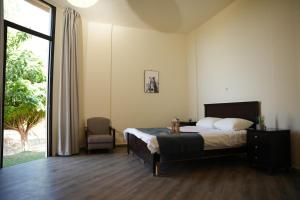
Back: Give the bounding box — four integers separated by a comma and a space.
109, 126, 116, 148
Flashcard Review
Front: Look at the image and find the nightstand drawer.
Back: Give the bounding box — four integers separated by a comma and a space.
247, 134, 267, 147
250, 154, 267, 165
252, 144, 262, 153
251, 134, 260, 140
247, 132, 266, 141
248, 144, 267, 161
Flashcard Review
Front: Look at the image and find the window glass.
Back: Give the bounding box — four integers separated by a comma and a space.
4, 0, 52, 36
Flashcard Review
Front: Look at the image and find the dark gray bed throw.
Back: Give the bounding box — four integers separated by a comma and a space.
137, 128, 204, 161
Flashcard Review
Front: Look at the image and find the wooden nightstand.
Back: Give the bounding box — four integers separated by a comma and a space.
179, 121, 196, 127
247, 128, 291, 172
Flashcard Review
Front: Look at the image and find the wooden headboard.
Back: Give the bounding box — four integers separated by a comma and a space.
204, 101, 260, 126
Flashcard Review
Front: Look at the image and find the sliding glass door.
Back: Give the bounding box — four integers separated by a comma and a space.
0, 0, 56, 168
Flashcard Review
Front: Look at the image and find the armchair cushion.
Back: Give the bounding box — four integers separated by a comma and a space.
88, 134, 113, 144
88, 143, 113, 150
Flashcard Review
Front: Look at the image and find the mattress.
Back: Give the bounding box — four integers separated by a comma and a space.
123, 126, 247, 154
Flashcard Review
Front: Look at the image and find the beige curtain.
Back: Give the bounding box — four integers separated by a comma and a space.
57, 8, 81, 156
0, 0, 4, 159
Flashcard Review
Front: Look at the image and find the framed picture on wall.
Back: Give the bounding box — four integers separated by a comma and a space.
144, 70, 159, 93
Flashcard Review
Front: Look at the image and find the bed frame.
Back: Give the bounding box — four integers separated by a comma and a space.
126, 101, 260, 176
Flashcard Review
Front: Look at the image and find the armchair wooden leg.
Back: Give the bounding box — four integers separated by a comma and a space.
112, 129, 116, 149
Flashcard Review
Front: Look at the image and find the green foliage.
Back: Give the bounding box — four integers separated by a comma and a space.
258, 115, 265, 125
4, 31, 46, 150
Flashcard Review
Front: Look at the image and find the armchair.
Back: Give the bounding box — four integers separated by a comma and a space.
85, 117, 115, 153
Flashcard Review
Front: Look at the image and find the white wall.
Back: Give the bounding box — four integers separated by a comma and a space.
186, 32, 198, 121
296, 0, 300, 169
83, 23, 188, 144
297, 0, 300, 95
82, 22, 112, 120
187, 0, 300, 168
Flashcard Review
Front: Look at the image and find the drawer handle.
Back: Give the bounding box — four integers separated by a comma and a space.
254, 135, 258, 139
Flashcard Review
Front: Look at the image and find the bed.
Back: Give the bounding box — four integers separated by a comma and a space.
124, 101, 260, 176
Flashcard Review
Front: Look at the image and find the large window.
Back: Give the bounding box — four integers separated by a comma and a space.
1, 0, 56, 168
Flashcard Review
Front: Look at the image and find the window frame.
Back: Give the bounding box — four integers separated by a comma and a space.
0, 0, 56, 167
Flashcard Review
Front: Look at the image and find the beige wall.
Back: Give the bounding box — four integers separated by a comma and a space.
82, 23, 188, 144
187, 0, 300, 168
296, 0, 300, 170
82, 22, 112, 119
186, 32, 198, 121
297, 0, 300, 97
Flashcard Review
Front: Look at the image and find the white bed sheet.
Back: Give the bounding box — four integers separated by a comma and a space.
123, 126, 246, 154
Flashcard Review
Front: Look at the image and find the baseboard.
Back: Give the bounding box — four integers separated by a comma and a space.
79, 147, 87, 153
116, 143, 127, 147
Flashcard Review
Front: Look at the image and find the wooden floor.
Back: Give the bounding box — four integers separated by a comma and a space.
0, 147, 299, 200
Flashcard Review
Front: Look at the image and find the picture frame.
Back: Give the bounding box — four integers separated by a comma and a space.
144, 70, 159, 93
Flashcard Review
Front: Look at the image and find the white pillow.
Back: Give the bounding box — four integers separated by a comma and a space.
214, 118, 253, 131
196, 117, 222, 128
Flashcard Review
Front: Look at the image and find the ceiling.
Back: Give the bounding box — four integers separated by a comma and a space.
49, 0, 234, 33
